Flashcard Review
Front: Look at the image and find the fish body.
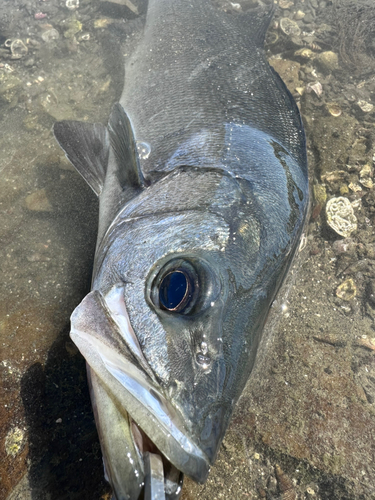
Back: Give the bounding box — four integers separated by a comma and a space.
54, 1, 309, 498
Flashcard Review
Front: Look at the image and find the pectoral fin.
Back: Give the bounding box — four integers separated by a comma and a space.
53, 121, 109, 196
108, 102, 147, 191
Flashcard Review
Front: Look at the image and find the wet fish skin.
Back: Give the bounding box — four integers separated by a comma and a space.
54, 1, 309, 499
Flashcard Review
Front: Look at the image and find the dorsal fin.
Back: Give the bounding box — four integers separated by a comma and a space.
107, 103, 146, 191
251, 3, 276, 47
228, 2, 275, 47
54, 121, 109, 196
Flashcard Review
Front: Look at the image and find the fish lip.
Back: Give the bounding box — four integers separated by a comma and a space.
70, 289, 211, 484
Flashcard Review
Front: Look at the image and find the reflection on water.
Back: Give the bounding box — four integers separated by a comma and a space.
0, 0, 374, 499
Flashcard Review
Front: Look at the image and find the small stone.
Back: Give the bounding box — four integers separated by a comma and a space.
315, 51, 339, 72
339, 185, 349, 195
294, 10, 305, 20
302, 13, 314, 24
25, 189, 53, 212
359, 165, 373, 188
348, 182, 362, 192
332, 238, 356, 255
94, 18, 113, 29
357, 100, 374, 113
279, 0, 294, 8
336, 279, 356, 301
294, 47, 314, 59
5, 427, 26, 457
360, 178, 373, 189
64, 18, 82, 39
360, 164, 372, 178
326, 196, 357, 237
313, 184, 327, 205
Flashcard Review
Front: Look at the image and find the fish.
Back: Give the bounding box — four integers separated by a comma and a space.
53, 0, 309, 498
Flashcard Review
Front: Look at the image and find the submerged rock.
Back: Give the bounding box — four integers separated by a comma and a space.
24, 189, 53, 212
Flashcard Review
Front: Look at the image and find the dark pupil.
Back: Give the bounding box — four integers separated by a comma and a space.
159, 271, 188, 311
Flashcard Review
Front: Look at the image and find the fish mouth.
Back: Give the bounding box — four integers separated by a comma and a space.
70, 287, 211, 498
129, 416, 184, 498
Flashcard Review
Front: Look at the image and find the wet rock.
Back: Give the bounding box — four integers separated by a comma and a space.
39, 92, 74, 121
41, 28, 60, 42
321, 170, 349, 193
314, 51, 339, 73
5, 428, 26, 458
63, 17, 82, 38
302, 13, 314, 24
24, 189, 53, 212
332, 238, 356, 256
0, 72, 22, 97
269, 57, 303, 95
306, 113, 358, 178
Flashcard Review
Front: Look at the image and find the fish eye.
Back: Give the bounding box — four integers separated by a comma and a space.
150, 259, 200, 315
159, 270, 193, 312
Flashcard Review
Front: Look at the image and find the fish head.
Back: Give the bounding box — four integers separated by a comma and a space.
71, 164, 288, 495
69, 116, 308, 498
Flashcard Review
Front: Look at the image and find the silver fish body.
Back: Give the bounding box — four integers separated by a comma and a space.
54, 1, 309, 498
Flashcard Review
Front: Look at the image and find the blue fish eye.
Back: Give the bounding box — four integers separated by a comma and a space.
159, 270, 191, 312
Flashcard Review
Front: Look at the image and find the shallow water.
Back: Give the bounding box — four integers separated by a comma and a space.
1, 0, 375, 499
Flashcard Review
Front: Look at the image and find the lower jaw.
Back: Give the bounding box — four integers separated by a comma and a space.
130, 417, 184, 499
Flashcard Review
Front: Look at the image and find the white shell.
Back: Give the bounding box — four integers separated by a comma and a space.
326, 197, 357, 237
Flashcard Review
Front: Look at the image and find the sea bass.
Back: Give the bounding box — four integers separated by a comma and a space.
54, 0, 309, 498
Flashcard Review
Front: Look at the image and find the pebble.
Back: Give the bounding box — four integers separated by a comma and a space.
357, 100, 374, 113
294, 10, 305, 20
302, 13, 314, 24
332, 238, 356, 255
315, 51, 339, 73
336, 279, 357, 301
